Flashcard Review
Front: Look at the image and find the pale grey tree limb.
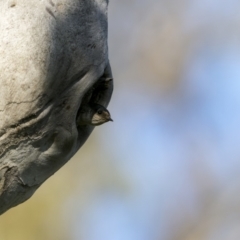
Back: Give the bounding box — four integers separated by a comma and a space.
0, 0, 112, 214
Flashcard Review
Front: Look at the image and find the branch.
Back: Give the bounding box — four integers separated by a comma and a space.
0, 0, 112, 214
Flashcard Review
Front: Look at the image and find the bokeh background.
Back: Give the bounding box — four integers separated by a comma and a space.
1, 0, 240, 239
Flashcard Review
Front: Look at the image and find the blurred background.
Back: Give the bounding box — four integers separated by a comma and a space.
1, 0, 240, 239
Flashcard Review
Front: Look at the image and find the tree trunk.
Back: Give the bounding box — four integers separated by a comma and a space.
0, 0, 112, 214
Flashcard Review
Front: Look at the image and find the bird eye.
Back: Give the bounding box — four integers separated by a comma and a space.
97, 110, 103, 115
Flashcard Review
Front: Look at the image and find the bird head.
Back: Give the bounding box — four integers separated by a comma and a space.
91, 104, 113, 126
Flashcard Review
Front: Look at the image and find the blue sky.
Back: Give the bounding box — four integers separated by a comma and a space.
71, 1, 240, 239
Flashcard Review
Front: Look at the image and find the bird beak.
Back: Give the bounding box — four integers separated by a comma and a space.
109, 118, 113, 122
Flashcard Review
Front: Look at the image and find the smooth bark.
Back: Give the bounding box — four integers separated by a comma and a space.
0, 0, 112, 214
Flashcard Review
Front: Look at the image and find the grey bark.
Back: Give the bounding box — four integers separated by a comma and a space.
0, 0, 112, 214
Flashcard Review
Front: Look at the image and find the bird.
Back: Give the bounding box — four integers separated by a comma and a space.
77, 103, 113, 126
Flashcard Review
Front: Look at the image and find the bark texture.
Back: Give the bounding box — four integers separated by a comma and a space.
0, 0, 112, 214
